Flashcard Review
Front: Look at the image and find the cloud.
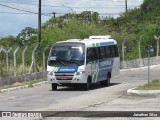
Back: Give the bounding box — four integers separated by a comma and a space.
0, 0, 143, 36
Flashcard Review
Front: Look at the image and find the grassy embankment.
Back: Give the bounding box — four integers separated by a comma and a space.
136, 80, 160, 90
0, 79, 46, 90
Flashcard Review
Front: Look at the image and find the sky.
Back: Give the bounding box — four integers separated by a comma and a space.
0, 0, 144, 37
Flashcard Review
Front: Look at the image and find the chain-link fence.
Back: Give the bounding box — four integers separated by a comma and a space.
1, 35, 160, 77
0, 45, 50, 77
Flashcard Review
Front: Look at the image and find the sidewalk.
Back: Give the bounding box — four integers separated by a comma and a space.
122, 64, 160, 95
120, 64, 160, 72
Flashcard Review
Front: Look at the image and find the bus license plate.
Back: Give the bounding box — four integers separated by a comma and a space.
60, 76, 68, 80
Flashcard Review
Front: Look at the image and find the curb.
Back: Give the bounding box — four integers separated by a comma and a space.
0, 81, 47, 93
127, 87, 160, 95
120, 64, 160, 72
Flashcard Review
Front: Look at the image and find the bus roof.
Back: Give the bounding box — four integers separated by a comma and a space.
89, 35, 112, 39
55, 35, 117, 47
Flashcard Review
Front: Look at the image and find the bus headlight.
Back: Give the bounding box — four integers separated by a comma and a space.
47, 71, 53, 75
76, 71, 85, 75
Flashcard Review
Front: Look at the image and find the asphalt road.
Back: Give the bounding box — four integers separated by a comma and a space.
0, 65, 160, 120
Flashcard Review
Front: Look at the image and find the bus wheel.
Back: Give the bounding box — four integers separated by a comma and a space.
83, 77, 91, 90
106, 75, 110, 86
100, 75, 110, 86
52, 83, 57, 90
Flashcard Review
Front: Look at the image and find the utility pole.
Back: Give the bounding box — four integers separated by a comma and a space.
52, 12, 56, 18
38, 0, 41, 45
125, 0, 128, 13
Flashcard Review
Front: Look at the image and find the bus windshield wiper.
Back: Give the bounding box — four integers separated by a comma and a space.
64, 60, 81, 66
56, 61, 66, 66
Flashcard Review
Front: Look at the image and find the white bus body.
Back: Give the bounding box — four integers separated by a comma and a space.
47, 36, 120, 90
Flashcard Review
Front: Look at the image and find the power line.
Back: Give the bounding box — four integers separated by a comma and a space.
0, 0, 141, 8
0, 12, 31, 14
0, 0, 62, 8
0, 1, 39, 12
0, 11, 54, 16
0, 0, 142, 16
0, 3, 37, 14
0, 3, 53, 16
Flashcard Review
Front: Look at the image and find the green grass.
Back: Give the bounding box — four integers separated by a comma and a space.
0, 64, 43, 77
136, 80, 160, 90
0, 79, 46, 90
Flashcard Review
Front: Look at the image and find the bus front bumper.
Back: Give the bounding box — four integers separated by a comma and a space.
47, 74, 87, 84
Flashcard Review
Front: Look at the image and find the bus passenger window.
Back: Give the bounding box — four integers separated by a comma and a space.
99, 47, 105, 59
114, 45, 119, 57
87, 48, 91, 59
109, 45, 115, 57
87, 48, 93, 63
87, 48, 97, 62
105, 46, 110, 58
95, 47, 99, 59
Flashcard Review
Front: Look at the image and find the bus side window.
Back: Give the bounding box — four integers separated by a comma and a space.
114, 45, 119, 57
109, 45, 115, 57
99, 47, 105, 59
91, 48, 97, 60
95, 47, 100, 60
105, 46, 110, 58
87, 48, 96, 63
87, 48, 91, 63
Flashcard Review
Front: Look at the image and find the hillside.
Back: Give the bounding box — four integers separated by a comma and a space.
0, 0, 160, 60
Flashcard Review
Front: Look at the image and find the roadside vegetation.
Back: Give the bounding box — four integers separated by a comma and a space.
136, 80, 160, 90
0, 79, 46, 90
0, 0, 160, 75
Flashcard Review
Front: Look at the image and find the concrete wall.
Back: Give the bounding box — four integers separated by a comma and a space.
0, 72, 47, 86
0, 56, 159, 86
121, 56, 159, 68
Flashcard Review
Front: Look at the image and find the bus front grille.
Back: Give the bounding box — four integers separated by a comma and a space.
55, 73, 74, 80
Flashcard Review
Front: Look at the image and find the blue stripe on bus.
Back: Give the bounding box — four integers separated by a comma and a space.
54, 66, 78, 73
97, 58, 114, 81
100, 42, 114, 46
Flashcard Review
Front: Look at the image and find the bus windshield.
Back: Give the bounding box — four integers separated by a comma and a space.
48, 45, 85, 66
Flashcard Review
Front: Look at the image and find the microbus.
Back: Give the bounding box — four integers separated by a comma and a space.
47, 35, 120, 90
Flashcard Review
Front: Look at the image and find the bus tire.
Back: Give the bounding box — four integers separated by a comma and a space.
83, 77, 91, 90
100, 75, 110, 86
52, 83, 57, 90
106, 75, 110, 86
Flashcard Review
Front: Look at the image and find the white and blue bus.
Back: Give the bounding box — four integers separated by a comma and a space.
47, 35, 120, 90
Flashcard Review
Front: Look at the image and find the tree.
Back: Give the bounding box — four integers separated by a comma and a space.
17, 27, 37, 45
0, 35, 17, 47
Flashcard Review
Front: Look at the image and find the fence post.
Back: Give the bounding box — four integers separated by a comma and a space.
0, 47, 2, 78
22, 46, 28, 74
138, 36, 143, 67
2, 47, 12, 76
154, 35, 160, 63
29, 45, 38, 74
13, 47, 19, 76
43, 45, 49, 71
122, 40, 126, 68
